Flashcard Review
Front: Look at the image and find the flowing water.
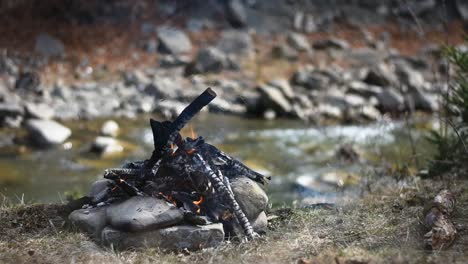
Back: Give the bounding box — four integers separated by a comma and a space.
0, 114, 435, 207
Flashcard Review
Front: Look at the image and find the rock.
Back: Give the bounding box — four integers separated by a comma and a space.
344, 94, 366, 107
100, 120, 119, 137
292, 70, 327, 90
101, 223, 224, 250
375, 89, 404, 113
216, 30, 254, 56
303, 14, 318, 33
208, 98, 247, 115
225, 0, 247, 28
89, 179, 113, 198
0, 102, 24, 118
363, 63, 398, 87
25, 119, 71, 145
69, 207, 107, 240
287, 32, 311, 52
24, 102, 54, 120
159, 55, 191, 68
90, 136, 124, 155
268, 78, 294, 99
319, 171, 358, 188
347, 81, 383, 98
185, 47, 228, 75
157, 27, 192, 54
231, 178, 268, 220
293, 12, 304, 31
335, 144, 360, 163
257, 84, 293, 115
394, 63, 425, 90
456, 0, 468, 21
359, 105, 381, 120
313, 38, 350, 50
142, 39, 158, 53
406, 87, 438, 112
263, 109, 276, 120
271, 43, 298, 61
35, 33, 65, 57
251, 211, 268, 233
346, 48, 383, 67
316, 103, 342, 119
15, 72, 40, 92
106, 196, 183, 232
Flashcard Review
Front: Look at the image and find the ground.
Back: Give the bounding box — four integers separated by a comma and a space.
1, 174, 467, 264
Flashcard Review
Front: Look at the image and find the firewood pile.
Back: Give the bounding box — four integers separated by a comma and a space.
68, 88, 270, 250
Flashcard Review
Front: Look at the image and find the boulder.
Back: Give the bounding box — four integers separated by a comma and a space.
287, 32, 311, 52
347, 81, 383, 98
157, 27, 192, 54
216, 30, 254, 55
35, 33, 65, 57
375, 89, 404, 113
15, 72, 40, 92
25, 119, 71, 145
106, 196, 183, 232
101, 223, 224, 250
406, 87, 438, 112
25, 102, 55, 120
363, 63, 398, 87
100, 120, 119, 137
225, 0, 247, 28
89, 179, 113, 198
251, 211, 268, 233
0, 102, 24, 119
268, 78, 295, 99
231, 178, 268, 220
313, 38, 350, 50
90, 136, 124, 155
394, 63, 425, 90
185, 47, 228, 75
69, 207, 107, 240
291, 70, 327, 90
257, 84, 293, 115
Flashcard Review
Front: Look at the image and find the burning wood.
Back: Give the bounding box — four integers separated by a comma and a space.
89, 88, 270, 242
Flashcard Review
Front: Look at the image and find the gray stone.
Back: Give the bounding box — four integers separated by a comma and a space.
216, 30, 254, 55
69, 207, 107, 240
251, 211, 268, 233
395, 63, 425, 90
91, 136, 124, 155
406, 87, 438, 112
106, 196, 183, 232
257, 84, 292, 115
363, 63, 398, 87
25, 102, 54, 120
25, 119, 71, 145
89, 179, 113, 198
15, 72, 40, 92
397, 0, 436, 16
347, 81, 383, 98
101, 223, 224, 250
303, 14, 318, 33
316, 103, 342, 119
359, 105, 381, 121
456, 0, 468, 21
375, 89, 404, 113
268, 78, 295, 99
313, 38, 350, 50
271, 44, 298, 61
157, 27, 192, 54
100, 120, 119, 137
226, 0, 247, 28
231, 178, 268, 220
186, 47, 227, 75
292, 70, 327, 90
142, 39, 158, 53
0, 102, 24, 118
35, 33, 65, 57
209, 98, 247, 115
287, 32, 311, 52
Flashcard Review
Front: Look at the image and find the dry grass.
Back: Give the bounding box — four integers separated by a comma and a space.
1, 175, 467, 264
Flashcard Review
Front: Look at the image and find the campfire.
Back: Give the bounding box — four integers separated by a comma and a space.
69, 88, 270, 249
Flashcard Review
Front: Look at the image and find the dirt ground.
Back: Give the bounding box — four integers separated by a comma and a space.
1, 174, 467, 264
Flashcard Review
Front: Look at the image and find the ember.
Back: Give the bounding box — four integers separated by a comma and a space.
70, 88, 270, 249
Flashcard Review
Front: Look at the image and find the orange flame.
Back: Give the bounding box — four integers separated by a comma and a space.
189, 125, 196, 139
193, 196, 204, 205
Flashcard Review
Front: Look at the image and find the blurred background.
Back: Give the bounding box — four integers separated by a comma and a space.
0, 0, 466, 206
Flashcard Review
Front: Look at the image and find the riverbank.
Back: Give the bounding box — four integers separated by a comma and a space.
1, 174, 467, 263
